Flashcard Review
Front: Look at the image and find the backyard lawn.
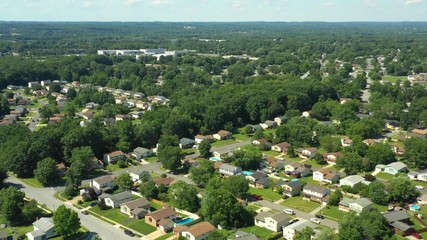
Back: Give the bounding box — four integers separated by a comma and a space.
320, 206, 347, 221
233, 133, 251, 141
382, 75, 407, 83
249, 188, 282, 201
281, 197, 320, 213
211, 139, 237, 147
150, 202, 164, 211
155, 232, 174, 240
106, 163, 128, 172
19, 177, 43, 188
376, 172, 395, 181
127, 219, 156, 235
238, 226, 275, 239
144, 156, 159, 163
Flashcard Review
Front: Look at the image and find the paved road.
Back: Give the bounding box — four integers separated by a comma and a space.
5, 176, 136, 240
258, 200, 339, 229
28, 99, 47, 132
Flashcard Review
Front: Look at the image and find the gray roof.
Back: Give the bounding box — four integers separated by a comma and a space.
94, 175, 114, 185
128, 167, 150, 176
251, 171, 268, 180
108, 191, 132, 202
284, 181, 303, 190
27, 230, 46, 238
340, 175, 365, 185
235, 231, 259, 240
284, 220, 316, 231
391, 221, 412, 231
121, 197, 150, 210
33, 217, 54, 232
219, 164, 240, 172
257, 177, 271, 186
387, 162, 407, 170
270, 212, 290, 223
255, 212, 271, 221
383, 211, 410, 223
353, 198, 372, 208
303, 184, 328, 194
339, 198, 352, 207
180, 138, 195, 145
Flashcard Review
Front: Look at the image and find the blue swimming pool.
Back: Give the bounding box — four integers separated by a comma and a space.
411, 204, 421, 211
242, 171, 254, 175
209, 157, 221, 162
175, 218, 194, 226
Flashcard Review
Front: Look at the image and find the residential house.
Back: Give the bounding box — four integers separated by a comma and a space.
313, 168, 340, 184
127, 99, 137, 107
340, 136, 353, 147
264, 156, 284, 171
212, 149, 233, 159
158, 219, 175, 232
291, 167, 312, 178
391, 143, 405, 156
271, 142, 290, 153
180, 138, 196, 149
82, 111, 94, 120
56, 163, 67, 177
322, 152, 342, 164
28, 81, 40, 88
103, 191, 133, 208
283, 220, 316, 240
145, 207, 176, 228
131, 147, 153, 161
408, 170, 427, 182
120, 197, 150, 219
147, 95, 168, 105
115, 97, 126, 104
339, 175, 368, 188
282, 181, 303, 197
176, 222, 216, 240
302, 111, 311, 118
26, 218, 57, 240
233, 231, 259, 240
385, 120, 400, 131
136, 101, 150, 110
260, 120, 277, 130
103, 150, 126, 164
363, 139, 377, 146
285, 162, 303, 172
133, 92, 145, 99
300, 148, 318, 159
90, 175, 114, 194
124, 91, 134, 98
219, 164, 242, 177
127, 168, 150, 182
339, 198, 372, 214
383, 211, 414, 236
154, 178, 177, 187
89, 157, 104, 170
115, 114, 131, 121
252, 138, 273, 149
114, 89, 125, 96
213, 130, 232, 140
340, 98, 352, 104
194, 134, 214, 144
302, 184, 330, 203
246, 172, 271, 189
375, 162, 408, 175
254, 212, 290, 232
410, 129, 427, 138
274, 116, 286, 126
85, 102, 99, 109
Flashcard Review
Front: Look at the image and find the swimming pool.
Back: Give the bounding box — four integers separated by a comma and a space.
209, 157, 221, 162
175, 218, 194, 226
411, 204, 421, 211
242, 171, 254, 175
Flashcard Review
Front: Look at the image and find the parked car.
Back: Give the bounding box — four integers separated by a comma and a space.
310, 218, 320, 224
124, 230, 135, 237
289, 218, 299, 224
81, 210, 89, 215
412, 232, 422, 239
90, 202, 97, 207
254, 195, 263, 201
415, 185, 425, 190
284, 209, 295, 215
315, 214, 325, 219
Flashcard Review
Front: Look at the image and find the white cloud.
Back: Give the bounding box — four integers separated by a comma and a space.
404, 0, 423, 5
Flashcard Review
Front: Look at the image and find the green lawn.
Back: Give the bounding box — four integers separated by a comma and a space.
127, 219, 156, 235
320, 206, 347, 221
150, 202, 164, 211
298, 177, 324, 186
372, 203, 388, 212
382, 75, 407, 83
233, 133, 251, 141
263, 129, 276, 135
238, 226, 275, 239
90, 206, 129, 223
211, 139, 237, 147
144, 156, 159, 163
182, 148, 196, 155
249, 187, 282, 201
18, 177, 43, 188
376, 172, 395, 181
262, 150, 281, 157
281, 197, 320, 213
106, 163, 128, 172
4, 224, 33, 238
155, 232, 174, 240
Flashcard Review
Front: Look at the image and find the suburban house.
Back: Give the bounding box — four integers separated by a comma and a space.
383, 211, 414, 237
283, 220, 316, 240
103, 191, 133, 208
130, 111, 143, 119
302, 184, 330, 203
154, 177, 177, 187
194, 134, 214, 144
127, 99, 138, 107
120, 197, 151, 219
313, 168, 340, 184
246, 172, 271, 189
86, 102, 99, 109
133, 92, 145, 99
264, 156, 284, 171
339, 175, 369, 188
363, 139, 377, 146
145, 207, 177, 228
158, 219, 175, 232
271, 142, 290, 153
82, 111, 94, 120
213, 130, 232, 140
252, 138, 273, 149
274, 116, 286, 126
375, 162, 408, 175
300, 148, 318, 159
285, 162, 303, 172
175, 222, 216, 240
103, 150, 126, 164
213, 149, 233, 159
90, 175, 114, 194
56, 163, 67, 177
391, 143, 405, 156
90, 157, 104, 170
233, 231, 258, 240
131, 147, 153, 161
115, 114, 131, 121
339, 198, 372, 214
26, 218, 57, 240
124, 91, 134, 97
410, 128, 427, 138
408, 170, 427, 182
255, 212, 290, 232
127, 168, 150, 182
282, 181, 303, 197
180, 138, 196, 149
260, 120, 277, 130
291, 166, 312, 178
136, 101, 150, 110
219, 164, 242, 177
340, 136, 353, 147
322, 152, 342, 164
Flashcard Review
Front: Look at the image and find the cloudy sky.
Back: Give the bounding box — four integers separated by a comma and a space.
0, 0, 426, 22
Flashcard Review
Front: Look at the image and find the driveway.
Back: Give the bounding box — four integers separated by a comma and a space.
5, 176, 136, 240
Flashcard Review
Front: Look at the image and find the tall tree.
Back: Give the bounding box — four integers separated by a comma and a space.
115, 173, 134, 191
0, 187, 25, 224
158, 146, 182, 172
198, 140, 212, 158
189, 160, 215, 187
34, 157, 58, 186
168, 181, 200, 212
225, 175, 249, 199
139, 181, 158, 200
53, 205, 81, 238
404, 137, 427, 168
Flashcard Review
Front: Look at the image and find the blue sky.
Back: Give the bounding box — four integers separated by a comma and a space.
0, 0, 426, 22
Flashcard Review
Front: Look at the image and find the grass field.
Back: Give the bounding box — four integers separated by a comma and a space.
144, 156, 159, 163
127, 220, 156, 235
155, 232, 174, 240
376, 172, 395, 181
106, 163, 128, 172
233, 133, 251, 141
320, 206, 346, 221
382, 75, 407, 83
211, 139, 237, 147
249, 187, 282, 201
19, 177, 44, 188
150, 202, 164, 211
281, 197, 320, 213
238, 226, 275, 239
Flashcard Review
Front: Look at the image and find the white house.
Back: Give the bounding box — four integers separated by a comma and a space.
339, 198, 372, 214
313, 168, 340, 184
90, 175, 114, 194
213, 130, 232, 140
218, 164, 242, 177
375, 162, 408, 175
254, 212, 290, 232
408, 170, 427, 182
131, 147, 153, 161
302, 184, 330, 203
28, 81, 40, 88
26, 218, 57, 240
283, 220, 316, 240
339, 175, 368, 188
104, 191, 133, 208
274, 116, 286, 126
127, 168, 150, 182
178, 222, 216, 240
103, 150, 126, 164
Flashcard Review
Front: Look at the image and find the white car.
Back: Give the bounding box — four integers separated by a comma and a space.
416, 185, 425, 190
284, 209, 295, 215
310, 218, 320, 224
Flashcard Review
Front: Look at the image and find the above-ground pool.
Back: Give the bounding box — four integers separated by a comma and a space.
209, 157, 221, 162
242, 171, 254, 175
411, 205, 421, 211
175, 218, 194, 226
291, 178, 299, 182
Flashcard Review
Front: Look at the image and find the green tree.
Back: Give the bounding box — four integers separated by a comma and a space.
225, 175, 249, 199
317, 229, 337, 240
34, 157, 58, 186
337, 151, 364, 174
189, 160, 215, 187
198, 139, 212, 158
39, 103, 59, 119
404, 137, 427, 168
0, 187, 25, 224
252, 128, 264, 140
115, 173, 134, 191
206, 231, 227, 240
361, 181, 389, 205
169, 181, 200, 212
53, 205, 81, 237
158, 146, 182, 172
22, 199, 44, 223
139, 181, 158, 200
319, 135, 341, 153
388, 176, 419, 203
365, 143, 396, 169
328, 189, 343, 206
295, 227, 316, 240
232, 149, 262, 170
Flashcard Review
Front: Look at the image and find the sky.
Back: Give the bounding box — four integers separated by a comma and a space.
0, 0, 426, 22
